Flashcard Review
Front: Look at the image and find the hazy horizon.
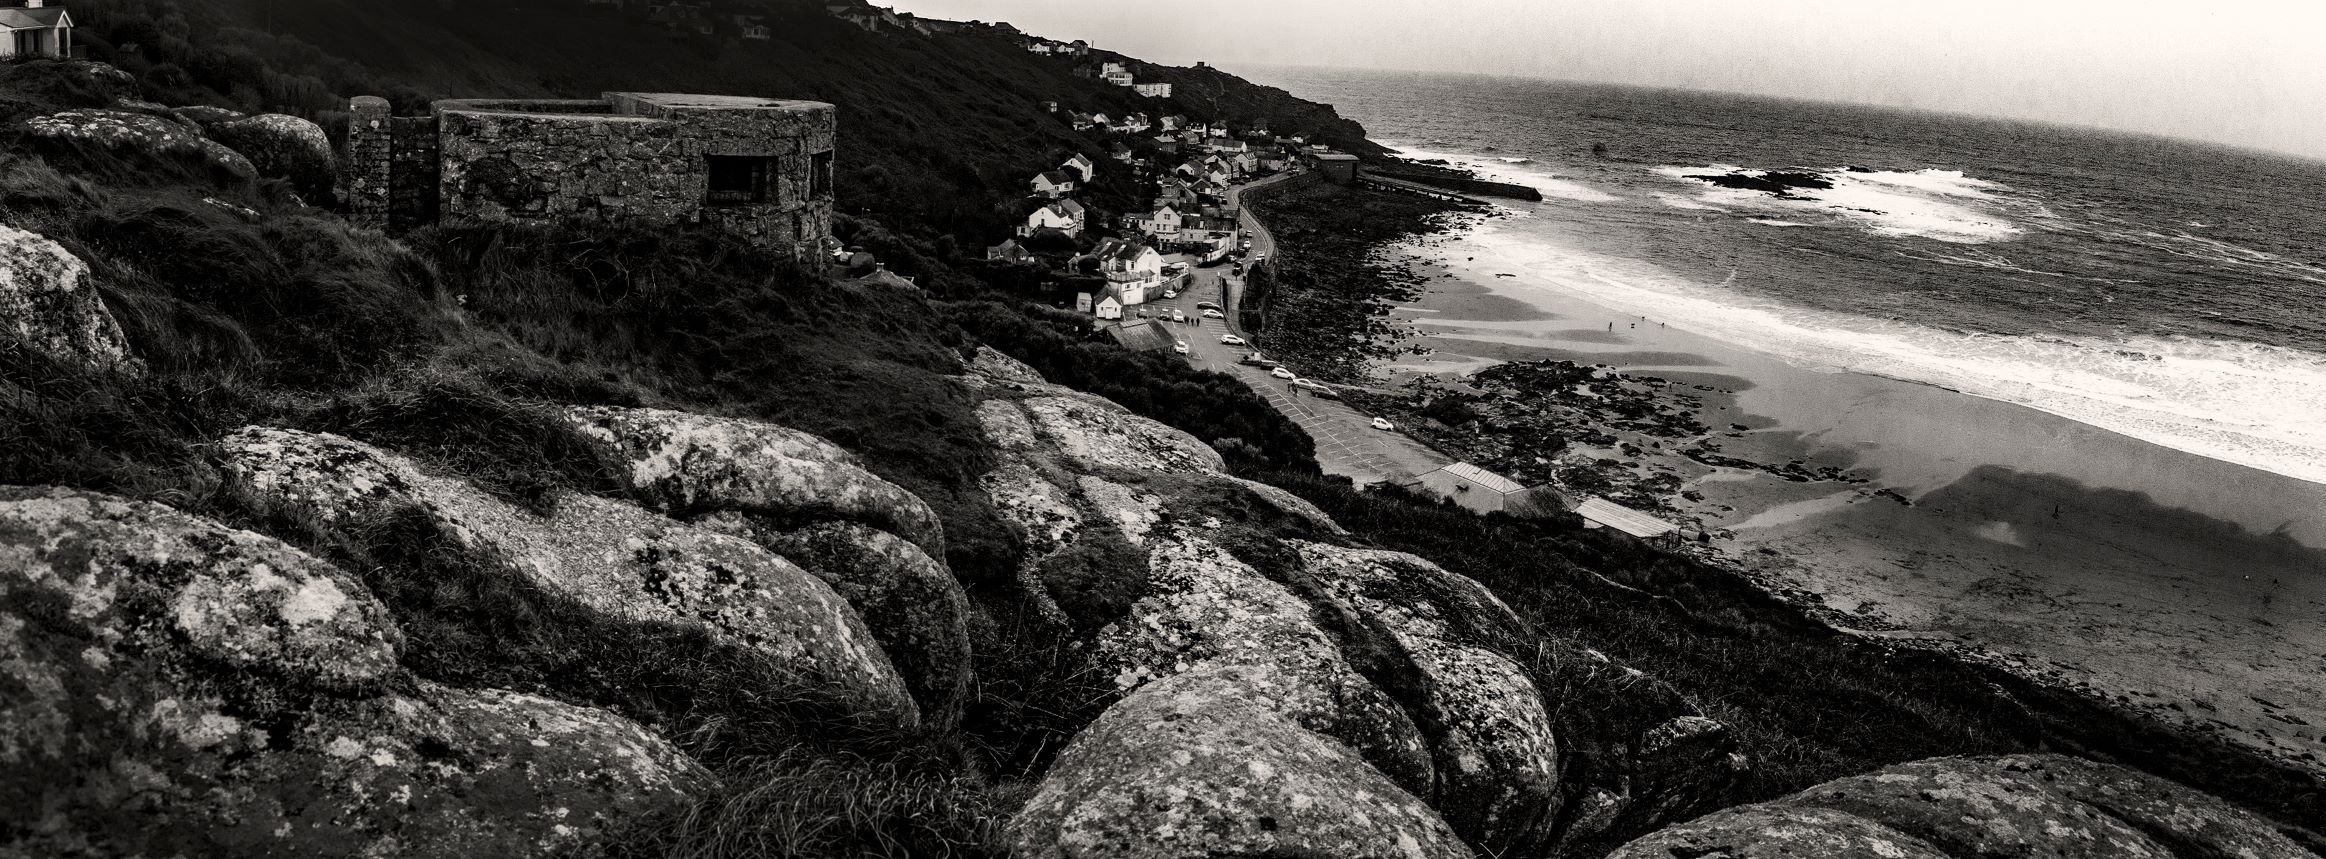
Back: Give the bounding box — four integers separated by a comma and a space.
890, 0, 2326, 161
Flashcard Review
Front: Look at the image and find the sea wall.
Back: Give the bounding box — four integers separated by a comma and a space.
1367, 168, 1544, 201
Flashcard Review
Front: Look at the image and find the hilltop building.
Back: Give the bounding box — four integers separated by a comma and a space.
344, 92, 836, 258
0, 0, 72, 58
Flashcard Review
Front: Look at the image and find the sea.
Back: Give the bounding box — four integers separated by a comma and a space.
1244, 65, 2326, 489
1241, 65, 2326, 768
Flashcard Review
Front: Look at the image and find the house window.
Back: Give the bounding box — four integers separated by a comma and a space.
705, 155, 773, 206
810, 149, 834, 199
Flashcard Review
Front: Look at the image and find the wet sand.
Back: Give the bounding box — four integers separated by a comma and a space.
1377, 221, 2326, 777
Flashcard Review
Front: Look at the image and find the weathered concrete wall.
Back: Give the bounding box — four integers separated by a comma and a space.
433, 94, 835, 257
340, 93, 834, 258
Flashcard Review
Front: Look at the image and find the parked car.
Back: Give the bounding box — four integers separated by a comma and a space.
1370, 417, 1395, 431
1172, 310, 1188, 323
1269, 367, 1296, 380
1163, 263, 1188, 274
1172, 340, 1189, 355
1195, 301, 1222, 311
1220, 334, 1247, 346
1201, 309, 1224, 319
1292, 378, 1335, 396
1163, 289, 1178, 299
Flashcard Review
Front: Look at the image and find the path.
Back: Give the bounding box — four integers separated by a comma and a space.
1156, 171, 1452, 487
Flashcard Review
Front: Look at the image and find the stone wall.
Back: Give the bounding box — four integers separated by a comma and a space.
340, 93, 835, 258
387, 116, 441, 231
344, 96, 391, 230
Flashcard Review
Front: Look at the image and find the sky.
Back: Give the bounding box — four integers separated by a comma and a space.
890, 0, 2326, 160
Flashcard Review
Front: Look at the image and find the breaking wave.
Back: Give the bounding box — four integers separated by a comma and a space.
1654, 164, 2025, 244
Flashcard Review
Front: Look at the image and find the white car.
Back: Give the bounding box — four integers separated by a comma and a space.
1171, 310, 1187, 323
1173, 341, 1189, 355
1163, 290, 1178, 299
1269, 367, 1296, 380
1292, 378, 1332, 394
1370, 417, 1395, 431
1201, 309, 1225, 319
1219, 334, 1247, 346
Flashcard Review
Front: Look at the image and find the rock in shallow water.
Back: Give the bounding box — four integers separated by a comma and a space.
0, 485, 706, 857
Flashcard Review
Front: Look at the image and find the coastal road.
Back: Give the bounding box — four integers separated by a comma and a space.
1160, 172, 1452, 486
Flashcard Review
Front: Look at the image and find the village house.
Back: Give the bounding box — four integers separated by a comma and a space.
1065, 39, 1091, 56
1092, 286, 1126, 321
1411, 463, 1547, 516
1061, 152, 1096, 182
986, 238, 1034, 263
1100, 61, 1128, 76
1111, 142, 1135, 163
731, 14, 772, 39
1090, 112, 1111, 127
1137, 204, 1184, 241
1135, 82, 1173, 98
1020, 198, 1086, 237
1160, 114, 1185, 131
1069, 112, 1096, 131
0, 0, 72, 58
1104, 69, 1136, 87
1024, 40, 1056, 54
1031, 169, 1076, 198
1315, 152, 1361, 183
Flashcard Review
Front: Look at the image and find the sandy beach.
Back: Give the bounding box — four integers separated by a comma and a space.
1372, 214, 2326, 777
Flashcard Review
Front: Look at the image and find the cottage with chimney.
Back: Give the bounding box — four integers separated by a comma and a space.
0, 0, 71, 58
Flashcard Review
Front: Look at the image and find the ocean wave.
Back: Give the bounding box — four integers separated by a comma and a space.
1450, 220, 2326, 486
1747, 218, 1813, 228
1654, 165, 2023, 244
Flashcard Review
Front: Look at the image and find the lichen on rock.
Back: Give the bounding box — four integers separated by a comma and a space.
207, 113, 336, 202
0, 485, 707, 857
564, 405, 944, 555
23, 108, 257, 178
0, 224, 140, 373
1610, 754, 2309, 859
218, 426, 920, 728
1018, 395, 1226, 476
1007, 663, 1472, 859
741, 519, 973, 727
1293, 542, 1561, 854
1097, 529, 1434, 792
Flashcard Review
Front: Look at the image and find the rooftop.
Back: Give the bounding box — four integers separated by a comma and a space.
1574, 497, 1679, 539
1435, 462, 1529, 495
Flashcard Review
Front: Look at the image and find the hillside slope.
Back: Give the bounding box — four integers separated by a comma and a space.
76, 0, 1378, 238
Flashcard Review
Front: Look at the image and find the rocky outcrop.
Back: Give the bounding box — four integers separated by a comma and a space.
217, 426, 920, 728
564, 405, 944, 554
0, 224, 138, 373
1099, 529, 1435, 792
23, 109, 257, 179
559, 405, 971, 722
0, 486, 705, 857
206, 114, 336, 202
969, 350, 1751, 859
1007, 663, 1472, 859
1294, 542, 1561, 855
739, 519, 972, 725
1610, 754, 2308, 859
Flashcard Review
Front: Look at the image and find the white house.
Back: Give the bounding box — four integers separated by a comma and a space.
1020, 198, 1086, 237
1100, 61, 1128, 76
1139, 204, 1184, 241
1103, 70, 1135, 87
1094, 288, 1125, 320
1031, 170, 1077, 198
1135, 82, 1173, 98
1090, 112, 1111, 127
1061, 153, 1096, 183
1, 0, 72, 57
